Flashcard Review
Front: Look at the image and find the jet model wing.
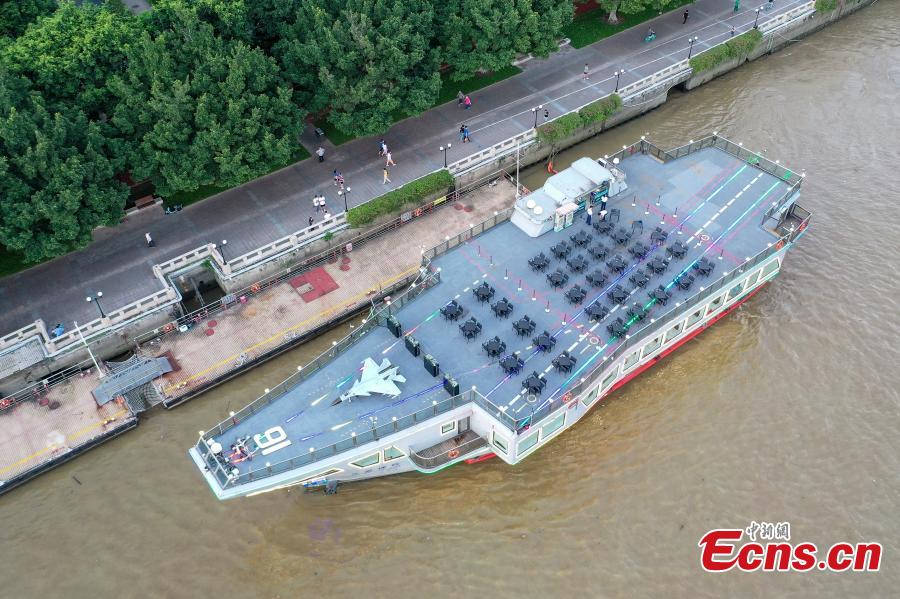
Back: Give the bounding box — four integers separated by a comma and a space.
333, 358, 406, 405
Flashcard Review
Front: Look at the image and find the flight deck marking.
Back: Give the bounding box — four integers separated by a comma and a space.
310, 393, 328, 407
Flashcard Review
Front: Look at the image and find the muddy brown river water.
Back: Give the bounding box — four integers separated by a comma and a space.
2, 3, 899, 597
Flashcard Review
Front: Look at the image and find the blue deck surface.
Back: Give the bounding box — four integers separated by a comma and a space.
213, 148, 789, 472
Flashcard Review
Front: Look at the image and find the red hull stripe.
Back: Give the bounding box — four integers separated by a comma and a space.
608, 283, 767, 394
465, 453, 496, 465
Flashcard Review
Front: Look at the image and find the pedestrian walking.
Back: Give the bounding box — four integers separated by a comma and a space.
145, 232, 154, 247
730, 25, 736, 37
337, 174, 344, 190
316, 146, 325, 162
385, 151, 396, 166
463, 95, 472, 110
383, 168, 391, 184
308, 216, 314, 227
379, 139, 387, 156
457, 90, 464, 107
459, 124, 466, 141
323, 210, 331, 220
333, 169, 340, 185
683, 9, 689, 24
463, 125, 471, 143
313, 196, 320, 212
583, 63, 589, 80
586, 206, 593, 226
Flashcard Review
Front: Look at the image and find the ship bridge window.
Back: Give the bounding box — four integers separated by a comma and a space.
623, 350, 640, 371
641, 335, 662, 359
540, 411, 566, 440
492, 431, 509, 454
727, 281, 745, 302
583, 384, 603, 408
706, 295, 724, 316
441, 421, 456, 435
746, 269, 761, 288
761, 259, 780, 279
383, 446, 406, 462
687, 308, 704, 329
517, 431, 539, 456
601, 366, 619, 391
350, 453, 380, 468
665, 321, 684, 343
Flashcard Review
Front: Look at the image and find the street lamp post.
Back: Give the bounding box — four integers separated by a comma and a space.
219, 239, 228, 265
688, 37, 699, 59
532, 105, 543, 129
338, 186, 351, 212
614, 69, 624, 92
86, 292, 105, 318
754, 7, 761, 28
440, 144, 451, 168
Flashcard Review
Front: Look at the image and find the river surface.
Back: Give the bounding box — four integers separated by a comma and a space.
2, 4, 899, 597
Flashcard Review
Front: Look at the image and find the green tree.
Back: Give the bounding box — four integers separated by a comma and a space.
150, 0, 300, 49
528, 0, 574, 55
111, 9, 303, 197
277, 0, 440, 138
0, 70, 127, 262
3, 1, 139, 117
0, 0, 56, 39
598, 0, 664, 24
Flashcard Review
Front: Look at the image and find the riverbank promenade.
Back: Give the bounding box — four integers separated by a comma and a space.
0, 0, 807, 334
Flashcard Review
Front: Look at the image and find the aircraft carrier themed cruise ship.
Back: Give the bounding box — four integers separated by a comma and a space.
189, 135, 811, 500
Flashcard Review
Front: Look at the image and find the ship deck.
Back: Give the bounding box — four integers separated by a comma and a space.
210, 147, 791, 473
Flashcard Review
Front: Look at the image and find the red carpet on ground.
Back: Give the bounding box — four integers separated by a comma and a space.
289, 267, 340, 302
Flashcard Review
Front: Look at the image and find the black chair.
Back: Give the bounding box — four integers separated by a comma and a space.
606, 317, 627, 336
649, 285, 671, 306
589, 244, 609, 261
528, 254, 549, 271
533, 331, 556, 352
513, 316, 536, 337
547, 269, 569, 288
567, 255, 588, 273
650, 226, 668, 244
551, 242, 571, 259
565, 284, 587, 304
593, 220, 614, 235
629, 269, 650, 288
586, 269, 607, 287
492, 298, 514, 318
586, 302, 609, 322
552, 351, 577, 374
677, 274, 695, 291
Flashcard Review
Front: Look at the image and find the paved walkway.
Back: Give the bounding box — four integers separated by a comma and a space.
0, 0, 805, 335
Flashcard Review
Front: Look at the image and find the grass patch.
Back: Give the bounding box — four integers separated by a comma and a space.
317, 65, 523, 146
163, 145, 311, 208
0, 246, 36, 278
814, 0, 837, 11
347, 170, 454, 227
689, 29, 763, 73
563, 0, 693, 49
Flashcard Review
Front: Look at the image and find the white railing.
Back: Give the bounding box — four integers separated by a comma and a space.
759, 1, 816, 33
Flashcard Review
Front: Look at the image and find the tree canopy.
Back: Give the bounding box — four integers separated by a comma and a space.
0, 0, 56, 39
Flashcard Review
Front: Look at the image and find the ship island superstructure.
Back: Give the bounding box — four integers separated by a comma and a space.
189, 136, 811, 500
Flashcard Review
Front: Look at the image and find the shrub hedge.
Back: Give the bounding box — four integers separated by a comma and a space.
346, 170, 454, 227
689, 29, 763, 73
814, 0, 837, 12
536, 94, 622, 145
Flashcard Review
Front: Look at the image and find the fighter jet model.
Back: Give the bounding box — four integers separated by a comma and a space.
331, 358, 406, 406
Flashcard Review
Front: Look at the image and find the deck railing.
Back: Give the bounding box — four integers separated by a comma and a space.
408, 434, 489, 470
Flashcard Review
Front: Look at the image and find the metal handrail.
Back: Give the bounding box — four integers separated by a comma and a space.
408, 436, 489, 470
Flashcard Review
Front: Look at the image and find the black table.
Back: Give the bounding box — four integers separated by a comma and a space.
533, 332, 556, 352
513, 317, 536, 337
492, 298, 514, 318
629, 242, 649, 257
612, 227, 631, 245
607, 255, 627, 272
647, 257, 668, 274
586, 269, 607, 287
547, 269, 568, 288
473, 282, 495, 302
565, 284, 587, 304
650, 227, 668, 243
629, 269, 650, 288
567, 255, 588, 273
528, 253, 549, 271
570, 230, 592, 247
500, 355, 524, 374
460, 318, 482, 339
586, 302, 609, 321
589, 244, 608, 261
606, 318, 627, 337
677, 274, 695, 290
440, 301, 464, 321
552, 351, 577, 373
482, 337, 506, 357
608, 285, 629, 304
593, 220, 614, 234
649, 286, 671, 305
626, 304, 646, 322
551, 242, 571, 259
522, 372, 547, 395
667, 241, 688, 259
694, 258, 715, 276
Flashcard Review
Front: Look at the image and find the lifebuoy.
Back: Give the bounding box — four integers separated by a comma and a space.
163, 322, 175, 333
447, 449, 460, 460
413, 207, 423, 217
250, 283, 261, 293
562, 391, 574, 403
0, 398, 12, 409
775, 240, 785, 250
